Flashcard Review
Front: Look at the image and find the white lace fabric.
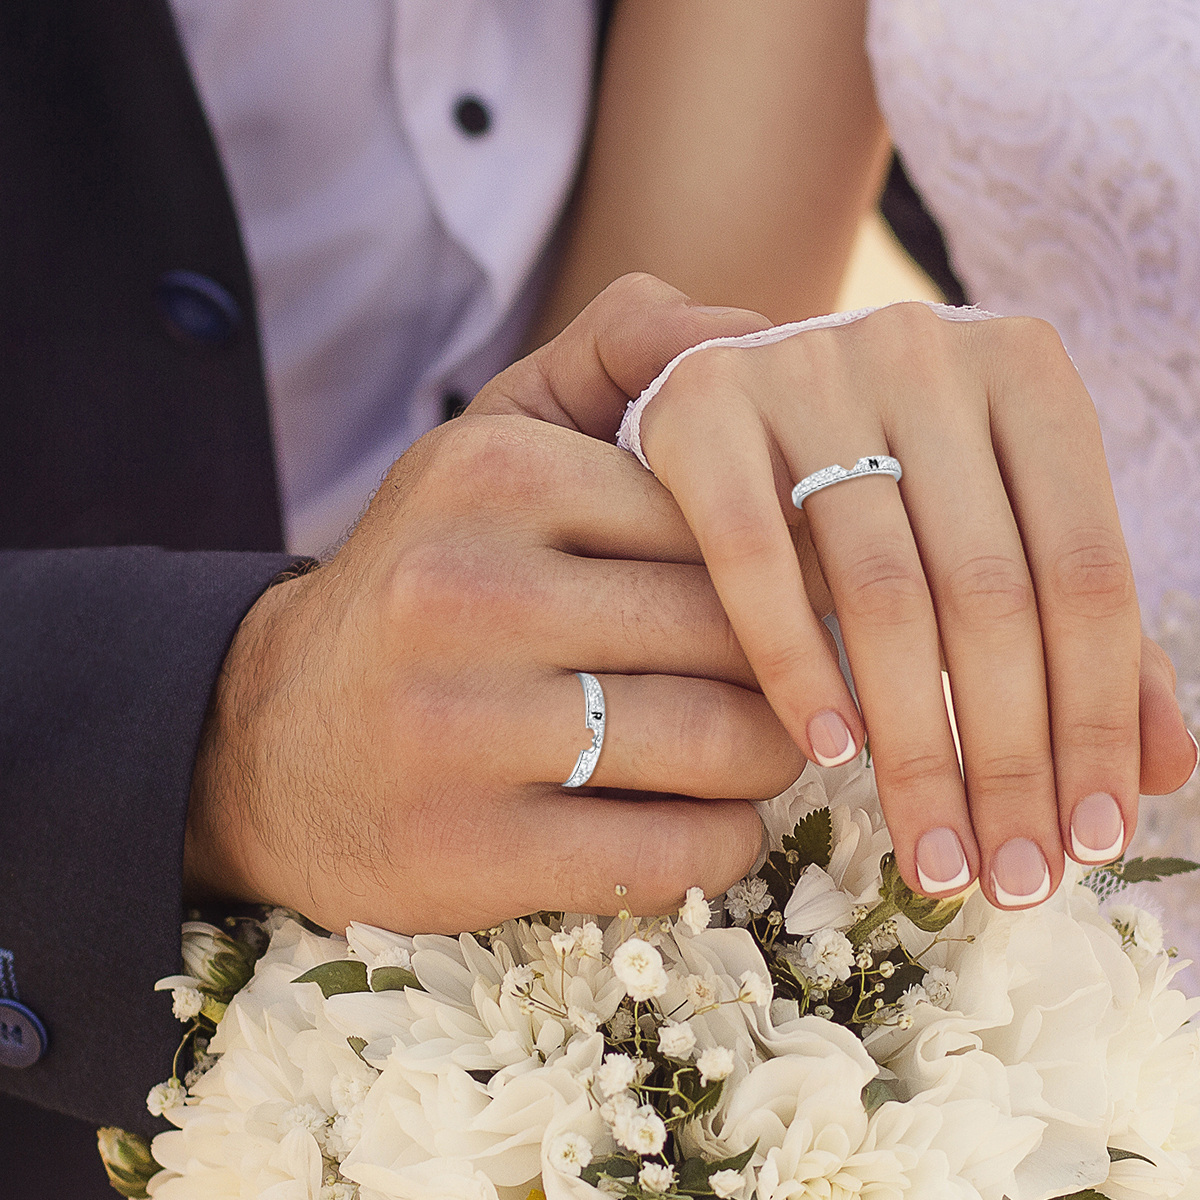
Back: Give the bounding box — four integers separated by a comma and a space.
867, 0, 1200, 978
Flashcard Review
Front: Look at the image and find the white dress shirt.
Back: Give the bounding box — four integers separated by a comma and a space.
169, 0, 596, 554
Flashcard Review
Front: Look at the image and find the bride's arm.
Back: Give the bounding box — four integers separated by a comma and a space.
536, 0, 889, 338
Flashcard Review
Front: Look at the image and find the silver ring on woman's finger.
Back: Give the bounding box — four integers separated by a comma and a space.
563, 672, 606, 788
791, 455, 902, 509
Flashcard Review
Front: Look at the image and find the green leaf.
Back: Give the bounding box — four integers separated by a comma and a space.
1108, 1147, 1154, 1165
677, 1144, 757, 1194
669, 1063, 725, 1124
293, 960, 369, 998
784, 808, 833, 871
880, 853, 967, 932
1118, 857, 1200, 884
346, 1036, 368, 1063
1050, 1191, 1109, 1200
370, 966, 422, 992
581, 1155, 639, 1186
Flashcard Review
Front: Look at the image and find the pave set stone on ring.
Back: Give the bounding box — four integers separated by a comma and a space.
791, 455, 902, 510
563, 671, 606, 788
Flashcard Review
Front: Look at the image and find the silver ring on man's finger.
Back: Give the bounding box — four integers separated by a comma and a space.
563, 672, 606, 788
791, 455, 902, 509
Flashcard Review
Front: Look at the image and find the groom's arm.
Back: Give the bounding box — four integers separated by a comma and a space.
0, 548, 295, 1135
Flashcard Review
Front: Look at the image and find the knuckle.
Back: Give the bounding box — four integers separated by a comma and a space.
837, 550, 930, 628
968, 751, 1054, 802
1048, 532, 1135, 618
881, 749, 960, 797
996, 314, 1066, 358
666, 685, 741, 782
604, 270, 678, 308
663, 345, 748, 415
384, 540, 513, 628
862, 302, 948, 372
423, 416, 553, 506
941, 555, 1035, 632
1063, 711, 1139, 759
702, 501, 780, 572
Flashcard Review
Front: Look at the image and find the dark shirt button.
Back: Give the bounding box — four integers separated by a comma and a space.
454, 96, 492, 137
442, 389, 467, 422
155, 270, 243, 346
0, 1000, 47, 1069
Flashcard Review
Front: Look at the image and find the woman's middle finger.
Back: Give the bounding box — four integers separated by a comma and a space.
881, 361, 1065, 908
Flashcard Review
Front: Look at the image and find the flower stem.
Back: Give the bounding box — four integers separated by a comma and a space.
846, 898, 899, 948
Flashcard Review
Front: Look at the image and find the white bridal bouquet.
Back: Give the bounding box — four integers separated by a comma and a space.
100, 758, 1200, 1200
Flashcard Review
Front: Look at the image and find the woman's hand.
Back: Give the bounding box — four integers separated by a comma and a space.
489, 274, 1197, 910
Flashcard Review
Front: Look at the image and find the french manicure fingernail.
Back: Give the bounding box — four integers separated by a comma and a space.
916, 827, 970, 893
808, 710, 856, 767
1188, 731, 1199, 787
991, 838, 1051, 906
1070, 792, 1125, 863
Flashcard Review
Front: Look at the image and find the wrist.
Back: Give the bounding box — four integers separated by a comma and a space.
183, 573, 309, 906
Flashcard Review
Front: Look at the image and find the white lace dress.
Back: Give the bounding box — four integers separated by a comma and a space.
867, 0, 1200, 970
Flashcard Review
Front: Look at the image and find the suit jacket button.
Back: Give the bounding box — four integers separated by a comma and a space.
155, 270, 243, 345
0, 1000, 47, 1068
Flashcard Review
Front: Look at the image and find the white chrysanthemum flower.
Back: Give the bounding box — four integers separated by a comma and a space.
737, 970, 772, 1007
921, 966, 956, 1009
611, 938, 669, 1001
799, 928, 855, 987
680, 887, 712, 934
596, 1053, 640, 1097
709, 1167, 745, 1198
658, 1020, 697, 1059
725, 877, 772, 925
611, 1103, 667, 1155
639, 1162, 676, 1194
1110, 903, 1166, 958
697, 1046, 735, 1084
171, 986, 204, 1022
547, 1131, 593, 1176
145, 1078, 186, 1117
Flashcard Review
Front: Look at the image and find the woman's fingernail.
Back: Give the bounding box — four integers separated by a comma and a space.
807, 710, 856, 767
991, 838, 1051, 906
1188, 731, 1199, 787
1070, 792, 1125, 863
915, 827, 970, 893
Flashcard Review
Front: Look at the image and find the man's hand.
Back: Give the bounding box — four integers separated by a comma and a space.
184, 289, 803, 934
